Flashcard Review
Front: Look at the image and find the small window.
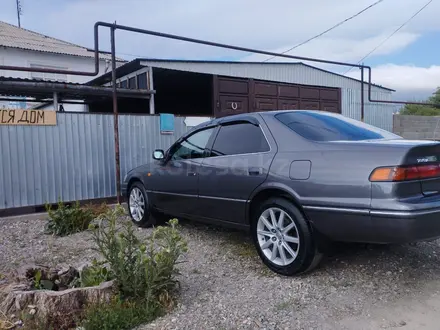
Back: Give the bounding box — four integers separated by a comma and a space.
171, 127, 215, 160
210, 123, 270, 156
128, 77, 136, 89
120, 80, 128, 89
275, 111, 400, 142
137, 73, 148, 89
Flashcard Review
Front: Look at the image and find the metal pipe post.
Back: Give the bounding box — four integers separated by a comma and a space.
53, 92, 58, 111
360, 66, 364, 122
111, 26, 121, 204
148, 68, 155, 114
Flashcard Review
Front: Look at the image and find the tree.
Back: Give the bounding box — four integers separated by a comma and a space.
400, 87, 440, 116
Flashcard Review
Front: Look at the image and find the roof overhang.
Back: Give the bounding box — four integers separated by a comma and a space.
86, 59, 145, 86
0, 77, 154, 102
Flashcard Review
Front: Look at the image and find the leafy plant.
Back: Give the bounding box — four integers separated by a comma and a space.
88, 205, 187, 317
33, 269, 42, 289
79, 259, 114, 288
45, 200, 94, 236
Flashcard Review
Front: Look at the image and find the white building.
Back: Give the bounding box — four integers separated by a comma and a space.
0, 20, 126, 111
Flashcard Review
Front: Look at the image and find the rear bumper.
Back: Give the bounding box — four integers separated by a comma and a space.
305, 206, 440, 244
368, 208, 440, 243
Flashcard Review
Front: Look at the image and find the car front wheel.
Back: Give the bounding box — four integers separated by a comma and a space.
251, 197, 322, 276
128, 182, 152, 227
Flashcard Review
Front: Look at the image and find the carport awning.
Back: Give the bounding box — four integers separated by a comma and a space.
0, 77, 155, 102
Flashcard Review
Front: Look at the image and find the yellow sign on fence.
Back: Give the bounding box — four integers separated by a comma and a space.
0, 109, 57, 126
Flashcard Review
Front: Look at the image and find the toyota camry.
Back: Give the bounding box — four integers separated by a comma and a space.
122, 110, 440, 275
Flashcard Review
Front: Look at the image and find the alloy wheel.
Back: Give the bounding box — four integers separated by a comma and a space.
256, 207, 300, 266
129, 187, 145, 222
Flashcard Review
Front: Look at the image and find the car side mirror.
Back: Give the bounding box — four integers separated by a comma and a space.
153, 149, 165, 160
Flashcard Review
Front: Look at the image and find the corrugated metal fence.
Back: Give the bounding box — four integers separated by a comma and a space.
0, 108, 397, 211
0, 113, 189, 210
342, 89, 399, 132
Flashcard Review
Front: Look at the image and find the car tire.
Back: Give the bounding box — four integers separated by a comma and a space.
251, 197, 323, 276
127, 182, 154, 228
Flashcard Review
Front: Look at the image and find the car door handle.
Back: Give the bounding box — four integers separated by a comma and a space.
248, 167, 262, 176
187, 172, 197, 176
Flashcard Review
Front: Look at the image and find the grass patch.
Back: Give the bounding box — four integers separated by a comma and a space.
220, 232, 257, 258
232, 241, 256, 258
82, 297, 161, 330
275, 300, 291, 311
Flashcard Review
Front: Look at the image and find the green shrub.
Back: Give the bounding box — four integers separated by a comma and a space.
400, 104, 440, 116
45, 200, 95, 236
90, 205, 187, 301
84, 204, 187, 328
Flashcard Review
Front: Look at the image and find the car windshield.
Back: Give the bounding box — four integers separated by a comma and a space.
275, 111, 401, 142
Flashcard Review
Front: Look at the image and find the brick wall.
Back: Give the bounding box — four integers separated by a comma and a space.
393, 115, 440, 140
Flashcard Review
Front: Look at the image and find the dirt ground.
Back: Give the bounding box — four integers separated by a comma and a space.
1, 212, 440, 330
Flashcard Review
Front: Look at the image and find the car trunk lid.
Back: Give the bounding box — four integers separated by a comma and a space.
322, 138, 440, 197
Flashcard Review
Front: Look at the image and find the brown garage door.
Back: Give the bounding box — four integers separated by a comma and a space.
213, 76, 341, 117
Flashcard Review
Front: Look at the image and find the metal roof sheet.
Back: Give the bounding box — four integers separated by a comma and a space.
88, 58, 394, 92
0, 21, 124, 61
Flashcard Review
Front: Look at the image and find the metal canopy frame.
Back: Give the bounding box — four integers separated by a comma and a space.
0, 79, 153, 100
0, 21, 438, 202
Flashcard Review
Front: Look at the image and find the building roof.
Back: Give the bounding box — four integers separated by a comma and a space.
87, 58, 395, 92
0, 21, 125, 61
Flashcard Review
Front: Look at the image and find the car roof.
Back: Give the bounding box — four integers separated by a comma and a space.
193, 109, 339, 130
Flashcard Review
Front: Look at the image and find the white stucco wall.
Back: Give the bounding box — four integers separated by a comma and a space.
0, 47, 115, 112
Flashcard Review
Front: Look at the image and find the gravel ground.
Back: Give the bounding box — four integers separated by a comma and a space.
2, 212, 440, 329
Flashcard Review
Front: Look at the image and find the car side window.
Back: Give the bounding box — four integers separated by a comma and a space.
170, 127, 215, 160
210, 123, 270, 157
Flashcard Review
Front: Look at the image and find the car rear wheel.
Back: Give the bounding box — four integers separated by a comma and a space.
251, 197, 322, 276
128, 182, 153, 227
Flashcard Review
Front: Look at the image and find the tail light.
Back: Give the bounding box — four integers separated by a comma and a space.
369, 164, 440, 182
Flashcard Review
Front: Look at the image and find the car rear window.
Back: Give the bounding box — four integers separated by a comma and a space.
210, 123, 270, 156
275, 111, 400, 142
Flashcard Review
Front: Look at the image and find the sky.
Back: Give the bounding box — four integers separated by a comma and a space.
0, 0, 439, 101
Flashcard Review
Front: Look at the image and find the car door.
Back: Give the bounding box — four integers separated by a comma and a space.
197, 118, 277, 224
149, 126, 216, 217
